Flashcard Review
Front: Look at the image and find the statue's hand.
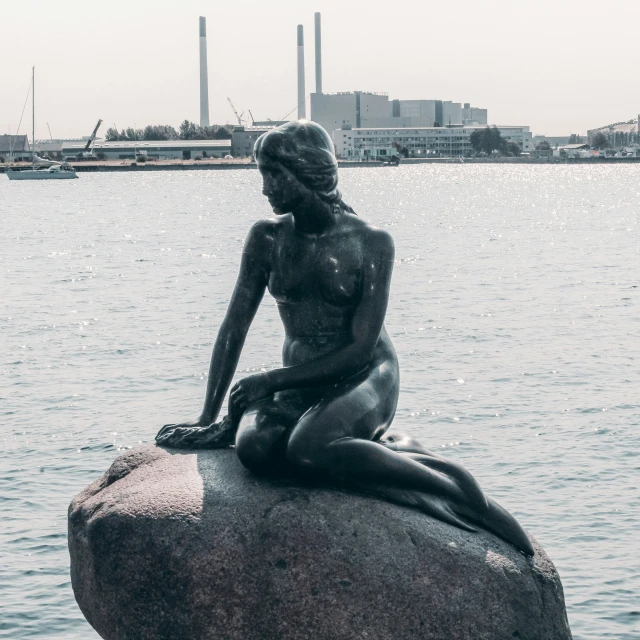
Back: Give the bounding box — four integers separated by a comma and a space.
229, 373, 273, 421
156, 417, 207, 441
155, 415, 236, 449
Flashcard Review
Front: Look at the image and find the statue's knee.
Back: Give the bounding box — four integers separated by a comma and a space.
235, 430, 276, 473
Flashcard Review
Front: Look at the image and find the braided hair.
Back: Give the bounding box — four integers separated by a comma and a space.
254, 120, 355, 214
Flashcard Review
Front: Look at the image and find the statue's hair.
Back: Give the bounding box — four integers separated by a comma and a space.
254, 120, 355, 213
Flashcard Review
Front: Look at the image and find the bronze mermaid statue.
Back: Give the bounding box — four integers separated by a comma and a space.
156, 120, 534, 556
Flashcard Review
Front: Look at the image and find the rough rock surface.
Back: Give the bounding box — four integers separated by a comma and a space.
68, 444, 572, 640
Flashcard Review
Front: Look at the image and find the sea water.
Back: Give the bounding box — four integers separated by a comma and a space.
1, 165, 639, 639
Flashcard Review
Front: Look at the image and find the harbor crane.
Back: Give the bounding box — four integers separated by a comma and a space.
227, 98, 245, 126
67, 119, 103, 161
83, 119, 103, 153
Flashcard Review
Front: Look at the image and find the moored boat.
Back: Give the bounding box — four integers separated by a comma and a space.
6, 163, 78, 180
5, 67, 78, 181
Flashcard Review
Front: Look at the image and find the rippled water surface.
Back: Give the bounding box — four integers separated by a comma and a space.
1, 165, 639, 639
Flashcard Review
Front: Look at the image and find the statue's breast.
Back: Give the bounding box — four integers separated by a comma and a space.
268, 241, 362, 308
315, 251, 362, 306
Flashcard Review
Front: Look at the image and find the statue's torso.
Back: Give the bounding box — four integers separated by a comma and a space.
263, 215, 395, 369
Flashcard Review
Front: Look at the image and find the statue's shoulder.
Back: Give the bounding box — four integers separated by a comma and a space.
247, 217, 288, 243
349, 217, 394, 254
248, 217, 280, 238
244, 218, 280, 257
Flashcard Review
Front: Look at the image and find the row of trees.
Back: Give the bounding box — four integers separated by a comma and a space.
469, 127, 521, 156
104, 121, 233, 142
535, 132, 608, 151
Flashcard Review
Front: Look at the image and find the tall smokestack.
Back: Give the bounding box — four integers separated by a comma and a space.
199, 17, 210, 127
297, 25, 306, 119
314, 13, 322, 94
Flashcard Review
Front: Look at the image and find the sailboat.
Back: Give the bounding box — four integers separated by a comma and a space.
6, 67, 78, 180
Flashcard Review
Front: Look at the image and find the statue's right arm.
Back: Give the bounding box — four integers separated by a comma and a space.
158, 221, 272, 433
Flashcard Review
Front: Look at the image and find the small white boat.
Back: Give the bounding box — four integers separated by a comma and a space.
6, 163, 78, 180
5, 67, 78, 181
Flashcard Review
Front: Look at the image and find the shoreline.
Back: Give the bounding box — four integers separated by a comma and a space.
2, 155, 640, 173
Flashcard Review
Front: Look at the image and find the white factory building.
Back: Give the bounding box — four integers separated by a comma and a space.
67, 139, 232, 160
309, 93, 488, 137
292, 14, 533, 161
332, 125, 533, 159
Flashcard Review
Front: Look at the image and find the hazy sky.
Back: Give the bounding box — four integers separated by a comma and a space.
2, 0, 639, 139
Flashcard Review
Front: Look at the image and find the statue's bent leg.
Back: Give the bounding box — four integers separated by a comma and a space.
235, 391, 315, 476
283, 361, 534, 555
285, 361, 470, 505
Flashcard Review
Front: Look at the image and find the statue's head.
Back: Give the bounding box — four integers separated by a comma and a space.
254, 120, 341, 215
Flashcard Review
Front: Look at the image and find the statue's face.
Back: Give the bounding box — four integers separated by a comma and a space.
258, 158, 308, 215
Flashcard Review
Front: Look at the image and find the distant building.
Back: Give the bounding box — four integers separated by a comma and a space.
552, 143, 594, 158
332, 125, 533, 159
462, 103, 488, 125
0, 134, 29, 159
232, 127, 266, 158
440, 101, 462, 127
310, 91, 391, 136
385, 100, 466, 127
62, 139, 231, 160
310, 92, 487, 135
389, 99, 437, 126
231, 124, 292, 157
587, 119, 639, 149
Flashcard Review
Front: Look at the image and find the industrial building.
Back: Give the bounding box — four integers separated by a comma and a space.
301, 13, 490, 143
332, 125, 533, 159
309, 91, 391, 134
2, 138, 234, 162
462, 103, 488, 126
65, 139, 231, 160
309, 93, 487, 136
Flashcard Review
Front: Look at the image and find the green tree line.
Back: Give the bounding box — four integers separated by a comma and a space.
105, 121, 234, 142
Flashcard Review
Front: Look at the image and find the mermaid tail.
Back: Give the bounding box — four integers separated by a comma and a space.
380, 432, 534, 556
372, 480, 534, 556
462, 497, 535, 556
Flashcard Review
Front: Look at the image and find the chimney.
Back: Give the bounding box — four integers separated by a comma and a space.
297, 25, 306, 119
314, 13, 322, 94
199, 17, 210, 127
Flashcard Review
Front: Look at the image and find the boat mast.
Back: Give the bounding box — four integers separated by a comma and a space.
32, 66, 35, 170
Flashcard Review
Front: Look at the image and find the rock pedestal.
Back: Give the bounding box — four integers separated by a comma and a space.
68, 444, 572, 640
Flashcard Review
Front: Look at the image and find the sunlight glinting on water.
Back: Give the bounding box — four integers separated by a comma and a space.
1, 165, 639, 639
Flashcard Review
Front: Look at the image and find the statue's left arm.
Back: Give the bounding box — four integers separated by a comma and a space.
229, 229, 394, 414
